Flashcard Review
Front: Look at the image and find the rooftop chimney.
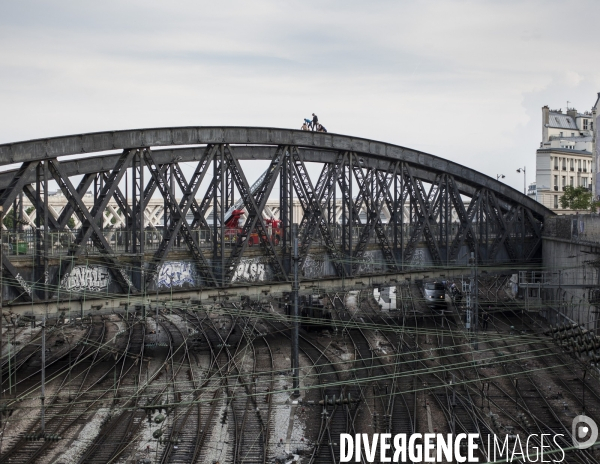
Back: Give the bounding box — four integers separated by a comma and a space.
542, 106, 549, 143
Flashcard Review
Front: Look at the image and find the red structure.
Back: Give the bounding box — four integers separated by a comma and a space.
224, 209, 282, 247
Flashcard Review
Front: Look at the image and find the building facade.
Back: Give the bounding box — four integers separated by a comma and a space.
594, 93, 599, 199
535, 104, 595, 213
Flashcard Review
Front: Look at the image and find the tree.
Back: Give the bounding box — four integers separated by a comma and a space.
559, 186, 600, 212
3, 209, 15, 229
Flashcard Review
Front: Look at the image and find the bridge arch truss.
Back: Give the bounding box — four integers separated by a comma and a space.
0, 127, 552, 304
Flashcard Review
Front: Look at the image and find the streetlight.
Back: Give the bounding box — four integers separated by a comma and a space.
516, 167, 526, 195
497, 174, 505, 181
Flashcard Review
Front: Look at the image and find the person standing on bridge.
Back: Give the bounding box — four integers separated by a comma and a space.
312, 113, 318, 131
482, 309, 490, 331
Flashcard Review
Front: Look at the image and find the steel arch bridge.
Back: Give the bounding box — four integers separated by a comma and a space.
0, 127, 552, 311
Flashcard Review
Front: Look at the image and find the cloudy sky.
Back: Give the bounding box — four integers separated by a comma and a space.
1, 0, 598, 192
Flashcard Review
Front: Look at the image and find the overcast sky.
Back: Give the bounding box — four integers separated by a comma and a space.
1, 0, 599, 193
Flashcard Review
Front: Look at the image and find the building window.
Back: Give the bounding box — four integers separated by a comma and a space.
554, 157, 558, 169
560, 131, 563, 137
554, 195, 558, 208
584, 119, 589, 130
570, 159, 574, 170
562, 158, 567, 170
570, 176, 574, 186
583, 177, 588, 188
578, 160, 582, 171
554, 175, 558, 190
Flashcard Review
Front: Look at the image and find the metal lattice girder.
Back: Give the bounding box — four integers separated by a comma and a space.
22, 184, 61, 231
295, 163, 329, 264
351, 165, 375, 270
0, 127, 553, 303
0, 252, 33, 301
171, 163, 207, 231
212, 147, 225, 284
422, 175, 447, 261
0, 162, 40, 215
487, 190, 517, 261
291, 149, 346, 277
106, 164, 167, 230
372, 167, 400, 271
403, 167, 443, 264
57, 174, 96, 230
0, 164, 35, 300
47, 152, 137, 293
447, 181, 480, 262
376, 162, 403, 222
143, 146, 217, 287
192, 176, 216, 230
351, 164, 397, 273
294, 158, 344, 272
223, 145, 287, 282
22, 174, 96, 232
523, 208, 542, 260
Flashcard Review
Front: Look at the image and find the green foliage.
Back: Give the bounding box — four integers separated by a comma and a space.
559, 185, 600, 212
3, 209, 16, 229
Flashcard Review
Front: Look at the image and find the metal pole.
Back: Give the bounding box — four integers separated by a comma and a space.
474, 259, 478, 350
41, 317, 46, 436
292, 224, 299, 396
583, 368, 587, 415
0, 205, 3, 401
470, 251, 479, 350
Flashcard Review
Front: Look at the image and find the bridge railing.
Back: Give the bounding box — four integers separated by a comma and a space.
1, 222, 511, 259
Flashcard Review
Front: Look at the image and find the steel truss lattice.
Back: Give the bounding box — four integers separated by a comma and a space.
0, 127, 551, 303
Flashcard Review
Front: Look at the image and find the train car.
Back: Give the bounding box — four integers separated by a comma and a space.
422, 279, 447, 307
299, 294, 332, 331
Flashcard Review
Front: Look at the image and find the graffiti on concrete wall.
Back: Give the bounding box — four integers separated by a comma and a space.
157, 261, 197, 288
358, 251, 384, 274
61, 265, 111, 292
233, 258, 270, 283
303, 255, 324, 279
411, 249, 425, 267
15, 273, 33, 296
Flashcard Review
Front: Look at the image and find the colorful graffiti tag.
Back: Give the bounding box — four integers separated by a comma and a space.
61, 265, 111, 292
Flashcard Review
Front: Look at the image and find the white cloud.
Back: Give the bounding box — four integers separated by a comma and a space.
0, 0, 598, 192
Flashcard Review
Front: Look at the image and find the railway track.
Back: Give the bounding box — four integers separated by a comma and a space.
3, 281, 600, 463
0, 315, 114, 463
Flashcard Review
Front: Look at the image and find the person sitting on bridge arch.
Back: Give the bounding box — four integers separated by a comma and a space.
312, 113, 318, 131
301, 121, 309, 131
316, 124, 327, 133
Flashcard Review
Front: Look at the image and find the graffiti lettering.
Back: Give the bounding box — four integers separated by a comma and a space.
157, 261, 197, 288
119, 269, 134, 289
411, 249, 424, 267
233, 259, 269, 282
303, 255, 324, 279
15, 273, 33, 296
61, 265, 111, 292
